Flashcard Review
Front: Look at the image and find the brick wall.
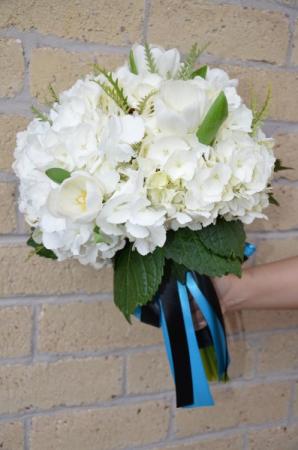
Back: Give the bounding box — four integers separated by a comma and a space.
0, 1, 298, 449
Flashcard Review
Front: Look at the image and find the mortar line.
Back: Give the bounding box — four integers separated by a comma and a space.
287, 379, 297, 425
31, 305, 40, 362
212, 0, 298, 14
166, 394, 176, 440
143, 0, 151, 43
243, 432, 249, 450
23, 417, 31, 450
285, 7, 297, 66
0, 28, 130, 55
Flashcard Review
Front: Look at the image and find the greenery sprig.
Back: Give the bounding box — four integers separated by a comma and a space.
31, 106, 52, 124
93, 64, 131, 113
250, 86, 271, 136
144, 43, 158, 73
136, 89, 158, 115
177, 42, 209, 80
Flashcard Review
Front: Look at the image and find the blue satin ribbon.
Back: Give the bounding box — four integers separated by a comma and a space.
134, 242, 256, 408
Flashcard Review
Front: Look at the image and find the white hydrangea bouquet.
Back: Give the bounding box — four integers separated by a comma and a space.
13, 44, 280, 408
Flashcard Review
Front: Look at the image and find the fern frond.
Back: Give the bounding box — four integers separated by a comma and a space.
144, 43, 158, 73
31, 106, 52, 124
136, 89, 158, 115
93, 65, 131, 113
48, 84, 59, 103
251, 86, 271, 136
177, 42, 209, 80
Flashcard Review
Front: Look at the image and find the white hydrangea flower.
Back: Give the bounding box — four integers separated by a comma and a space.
13, 44, 275, 268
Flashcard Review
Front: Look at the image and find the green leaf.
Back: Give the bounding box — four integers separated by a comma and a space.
191, 65, 208, 79
48, 84, 59, 103
45, 168, 71, 184
144, 43, 158, 74
177, 43, 209, 80
31, 106, 52, 124
136, 89, 158, 115
93, 226, 110, 244
200, 345, 218, 382
114, 243, 165, 321
197, 219, 246, 261
274, 158, 293, 172
129, 49, 138, 75
169, 260, 188, 284
250, 86, 271, 136
164, 228, 242, 278
196, 91, 228, 146
27, 235, 57, 260
269, 193, 280, 206
93, 65, 131, 113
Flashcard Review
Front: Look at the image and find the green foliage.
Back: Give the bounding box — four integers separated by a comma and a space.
164, 221, 245, 278
48, 84, 59, 103
27, 234, 57, 260
45, 168, 71, 184
93, 65, 131, 113
274, 158, 292, 172
250, 86, 271, 136
177, 43, 209, 80
269, 192, 280, 206
198, 219, 245, 261
136, 89, 158, 115
31, 106, 52, 124
200, 345, 218, 382
196, 91, 228, 145
191, 65, 208, 79
93, 225, 110, 243
114, 242, 165, 321
144, 43, 158, 73
129, 49, 138, 75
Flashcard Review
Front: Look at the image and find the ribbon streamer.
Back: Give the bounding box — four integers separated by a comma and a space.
134, 242, 256, 408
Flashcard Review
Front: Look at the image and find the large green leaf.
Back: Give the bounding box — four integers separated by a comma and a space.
27, 235, 57, 260
164, 229, 242, 278
45, 168, 71, 184
196, 91, 228, 145
114, 243, 165, 321
198, 219, 245, 260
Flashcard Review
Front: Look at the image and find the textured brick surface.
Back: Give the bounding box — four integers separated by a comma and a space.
0, 306, 32, 358
274, 133, 298, 181
0, 38, 24, 97
248, 424, 298, 450
0, 1, 297, 449
175, 382, 290, 437
257, 331, 298, 374
247, 186, 298, 231
0, 115, 29, 171
127, 349, 172, 394
148, 1, 288, 64
255, 238, 298, 264
0, 421, 24, 450
31, 401, 170, 450
0, 183, 17, 233
224, 65, 298, 122
152, 435, 244, 450
38, 301, 162, 353
228, 309, 298, 333
30, 48, 125, 103
0, 356, 122, 414
0, 0, 144, 45
0, 245, 113, 296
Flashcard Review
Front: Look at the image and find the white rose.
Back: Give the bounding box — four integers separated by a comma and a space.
47, 171, 103, 222
155, 80, 206, 134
